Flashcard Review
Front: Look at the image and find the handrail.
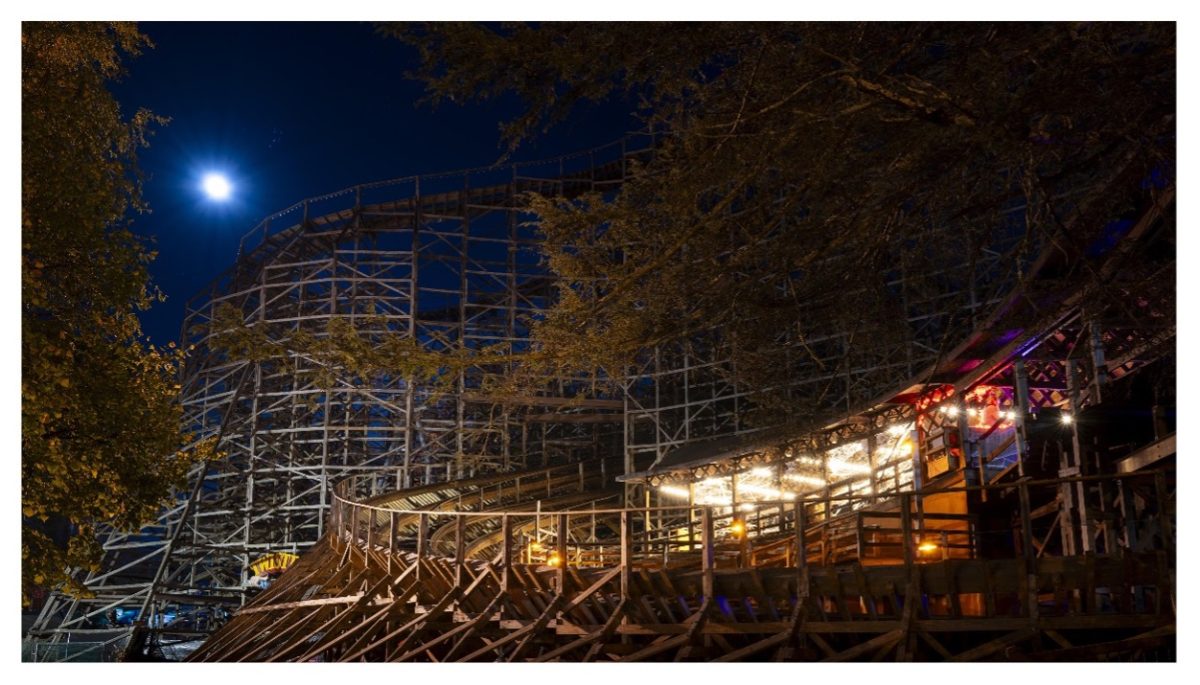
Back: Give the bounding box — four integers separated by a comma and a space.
324, 466, 1174, 573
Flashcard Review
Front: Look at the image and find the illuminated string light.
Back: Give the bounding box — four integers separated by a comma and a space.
783, 473, 826, 488
737, 483, 797, 500
658, 485, 691, 499
827, 461, 873, 475
1061, 413, 1073, 425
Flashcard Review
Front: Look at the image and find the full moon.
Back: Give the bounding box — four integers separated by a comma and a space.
202, 173, 232, 200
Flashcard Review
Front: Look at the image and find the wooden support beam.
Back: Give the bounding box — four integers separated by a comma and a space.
622, 599, 711, 663
1024, 624, 1174, 661
501, 514, 512, 595
556, 512, 569, 594
423, 590, 508, 662
714, 628, 790, 662
370, 588, 463, 662
916, 627, 953, 660
822, 629, 904, 662
266, 575, 392, 662
948, 628, 1037, 662
456, 595, 563, 662
702, 508, 715, 601
537, 598, 628, 662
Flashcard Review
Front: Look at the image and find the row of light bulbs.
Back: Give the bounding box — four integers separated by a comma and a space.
937, 405, 1018, 421
938, 405, 1075, 425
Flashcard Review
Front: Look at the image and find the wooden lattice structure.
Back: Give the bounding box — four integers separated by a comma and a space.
187, 461, 1174, 662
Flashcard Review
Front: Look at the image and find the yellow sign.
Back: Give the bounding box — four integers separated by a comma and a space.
926, 451, 952, 479
250, 552, 299, 577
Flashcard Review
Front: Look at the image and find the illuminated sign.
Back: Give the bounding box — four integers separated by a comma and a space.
250, 552, 299, 577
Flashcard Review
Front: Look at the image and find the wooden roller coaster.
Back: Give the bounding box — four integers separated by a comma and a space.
187, 453, 1174, 662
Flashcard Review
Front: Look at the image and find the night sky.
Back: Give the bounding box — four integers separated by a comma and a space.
114, 22, 637, 344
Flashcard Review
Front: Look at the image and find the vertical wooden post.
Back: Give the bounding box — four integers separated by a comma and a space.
365, 509, 375, 569
556, 512, 569, 593
620, 510, 630, 601
702, 507, 715, 601
956, 397, 971, 474
1014, 361, 1030, 477
417, 512, 429, 581
1154, 471, 1173, 554
855, 512, 865, 560
795, 500, 809, 599
1066, 364, 1093, 553
866, 434, 880, 503
455, 515, 467, 587
978, 439, 989, 502
910, 428, 925, 534
687, 483, 696, 551
387, 511, 396, 575
900, 494, 914, 572
501, 514, 512, 594
643, 487, 651, 555
1018, 481, 1038, 621
1089, 320, 1107, 402
1118, 477, 1139, 550
1018, 482, 1035, 563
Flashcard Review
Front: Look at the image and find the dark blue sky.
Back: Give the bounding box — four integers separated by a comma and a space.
113, 22, 635, 343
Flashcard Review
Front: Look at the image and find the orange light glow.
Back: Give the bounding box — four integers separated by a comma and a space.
896, 439, 913, 456
918, 541, 940, 554
730, 520, 746, 537
546, 552, 562, 567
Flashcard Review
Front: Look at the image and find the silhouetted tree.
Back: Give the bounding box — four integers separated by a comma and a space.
22, 22, 211, 605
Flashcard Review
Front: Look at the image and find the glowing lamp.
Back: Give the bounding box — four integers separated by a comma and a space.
730, 519, 746, 537
1061, 414, 1073, 425
917, 541, 940, 554
529, 540, 543, 552
546, 552, 562, 567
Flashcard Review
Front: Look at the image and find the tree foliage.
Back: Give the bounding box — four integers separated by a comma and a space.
211, 24, 1173, 443
382, 22, 1174, 420
22, 22, 210, 605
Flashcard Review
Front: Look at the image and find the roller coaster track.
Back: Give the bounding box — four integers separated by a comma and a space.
189, 185, 1175, 662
